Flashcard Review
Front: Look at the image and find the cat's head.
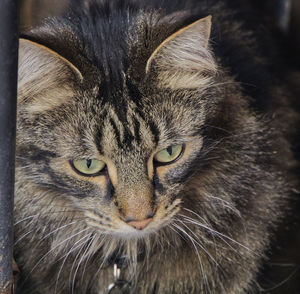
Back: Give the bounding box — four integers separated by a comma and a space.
16, 11, 233, 243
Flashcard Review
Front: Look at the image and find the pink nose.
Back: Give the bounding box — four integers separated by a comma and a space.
126, 218, 153, 230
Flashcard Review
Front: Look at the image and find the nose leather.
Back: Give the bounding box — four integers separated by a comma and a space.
126, 218, 153, 230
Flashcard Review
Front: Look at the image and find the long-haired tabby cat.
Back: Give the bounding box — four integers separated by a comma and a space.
15, 0, 299, 293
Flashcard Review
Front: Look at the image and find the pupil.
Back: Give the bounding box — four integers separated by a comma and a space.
166, 146, 173, 156
86, 159, 92, 168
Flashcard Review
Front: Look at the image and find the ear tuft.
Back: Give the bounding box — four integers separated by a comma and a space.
146, 15, 217, 90
18, 39, 83, 113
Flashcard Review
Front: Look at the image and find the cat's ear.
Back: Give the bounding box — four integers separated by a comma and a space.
18, 38, 83, 112
146, 15, 217, 90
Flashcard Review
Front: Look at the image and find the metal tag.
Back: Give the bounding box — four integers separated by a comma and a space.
106, 264, 131, 294
106, 280, 131, 294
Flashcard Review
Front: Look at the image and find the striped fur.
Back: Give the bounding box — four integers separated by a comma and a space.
14, 1, 298, 293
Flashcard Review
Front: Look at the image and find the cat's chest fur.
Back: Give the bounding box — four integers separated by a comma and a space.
14, 0, 297, 293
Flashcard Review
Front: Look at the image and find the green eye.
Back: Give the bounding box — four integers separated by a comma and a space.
154, 144, 184, 164
71, 159, 106, 176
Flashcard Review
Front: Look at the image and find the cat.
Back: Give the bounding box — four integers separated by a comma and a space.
14, 0, 299, 293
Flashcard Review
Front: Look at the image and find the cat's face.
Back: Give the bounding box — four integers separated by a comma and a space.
16, 16, 219, 241
29, 92, 206, 237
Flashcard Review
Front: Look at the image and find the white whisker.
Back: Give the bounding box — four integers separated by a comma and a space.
14, 230, 33, 246
174, 219, 220, 269
172, 223, 211, 294
80, 234, 97, 285
55, 233, 91, 294
181, 216, 252, 253
14, 215, 37, 226
23, 227, 90, 283
35, 221, 78, 247
71, 234, 92, 294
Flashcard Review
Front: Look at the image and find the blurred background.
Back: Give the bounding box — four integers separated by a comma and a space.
19, 0, 300, 73
18, 0, 300, 293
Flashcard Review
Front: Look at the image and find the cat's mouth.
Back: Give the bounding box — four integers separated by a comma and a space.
123, 217, 154, 231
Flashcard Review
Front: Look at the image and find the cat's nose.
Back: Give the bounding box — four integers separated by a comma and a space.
125, 216, 153, 230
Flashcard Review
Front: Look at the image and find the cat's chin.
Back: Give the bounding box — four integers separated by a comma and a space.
114, 225, 159, 240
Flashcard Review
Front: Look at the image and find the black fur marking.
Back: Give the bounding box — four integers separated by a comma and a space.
126, 78, 143, 107
93, 211, 103, 218
148, 119, 160, 145
46, 168, 90, 198
122, 125, 135, 148
105, 173, 115, 200
94, 126, 104, 154
110, 117, 122, 148
151, 282, 159, 294
153, 173, 165, 194
18, 146, 58, 162
94, 108, 108, 155
133, 117, 141, 144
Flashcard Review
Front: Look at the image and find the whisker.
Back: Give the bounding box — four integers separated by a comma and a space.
181, 216, 252, 253
199, 197, 240, 215
70, 236, 90, 294
14, 230, 33, 246
172, 223, 211, 294
179, 212, 246, 258
80, 234, 97, 285
14, 215, 37, 226
89, 234, 110, 283
23, 227, 90, 283
174, 219, 220, 269
35, 221, 78, 247
260, 266, 299, 292
55, 233, 91, 294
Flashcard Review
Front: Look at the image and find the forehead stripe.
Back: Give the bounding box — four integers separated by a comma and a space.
148, 119, 160, 145
109, 118, 122, 149
133, 117, 141, 144
94, 124, 104, 154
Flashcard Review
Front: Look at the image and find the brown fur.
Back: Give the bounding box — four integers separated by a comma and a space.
14, 1, 298, 293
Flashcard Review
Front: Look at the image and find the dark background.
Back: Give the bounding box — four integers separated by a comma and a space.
19, 0, 300, 70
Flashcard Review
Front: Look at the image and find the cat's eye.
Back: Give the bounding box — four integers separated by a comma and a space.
154, 144, 184, 164
71, 159, 106, 176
